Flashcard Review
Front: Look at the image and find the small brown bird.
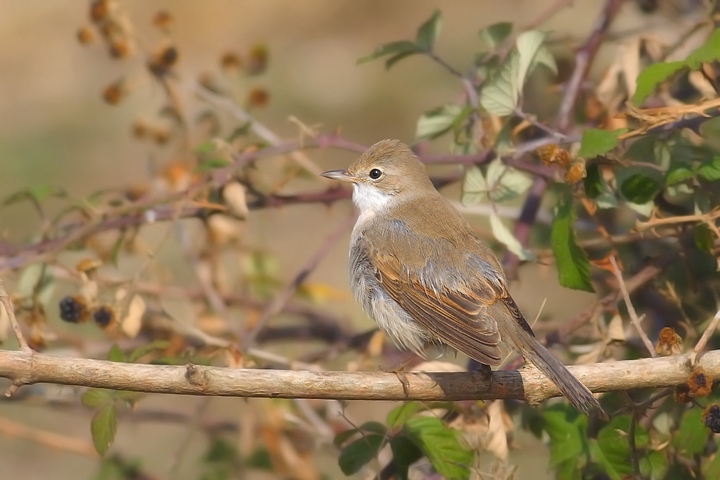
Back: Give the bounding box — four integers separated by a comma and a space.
322, 139, 604, 416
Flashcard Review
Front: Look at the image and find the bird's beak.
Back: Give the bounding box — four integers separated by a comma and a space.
320, 169, 355, 183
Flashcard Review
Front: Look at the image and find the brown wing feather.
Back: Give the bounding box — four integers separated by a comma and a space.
375, 254, 503, 365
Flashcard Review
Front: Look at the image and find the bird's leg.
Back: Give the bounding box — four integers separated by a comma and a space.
475, 362, 493, 380
380, 356, 415, 397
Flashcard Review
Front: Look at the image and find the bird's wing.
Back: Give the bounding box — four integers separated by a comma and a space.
372, 253, 504, 366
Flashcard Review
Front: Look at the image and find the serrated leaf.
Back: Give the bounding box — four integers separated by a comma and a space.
403, 416, 472, 479
551, 193, 594, 292
338, 434, 384, 475
516, 30, 548, 89
357, 41, 421, 66
387, 402, 423, 429
693, 224, 715, 253
620, 174, 659, 203
672, 408, 706, 456
461, 166, 487, 206
107, 344, 125, 362
485, 159, 533, 203
415, 10, 441, 51
480, 51, 520, 116
698, 157, 720, 181
632, 61, 685, 105
91, 404, 117, 456
577, 128, 625, 158
685, 28, 720, 68
489, 213, 536, 261
81, 389, 114, 408
665, 166, 695, 185
479, 22, 513, 50
415, 104, 464, 140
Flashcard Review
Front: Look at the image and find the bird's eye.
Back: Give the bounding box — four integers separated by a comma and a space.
369, 168, 382, 180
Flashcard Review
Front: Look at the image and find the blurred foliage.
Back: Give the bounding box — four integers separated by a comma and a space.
3, 1, 720, 480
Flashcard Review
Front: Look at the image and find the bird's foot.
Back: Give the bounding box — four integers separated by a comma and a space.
381, 358, 413, 397
476, 363, 493, 381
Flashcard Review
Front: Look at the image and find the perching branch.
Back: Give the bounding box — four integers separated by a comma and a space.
0, 347, 712, 406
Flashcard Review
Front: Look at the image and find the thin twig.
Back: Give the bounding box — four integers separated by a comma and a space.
240, 211, 357, 351
0, 416, 97, 458
167, 397, 212, 478
0, 278, 28, 351
690, 309, 720, 365
523, 0, 575, 30
609, 256, 657, 358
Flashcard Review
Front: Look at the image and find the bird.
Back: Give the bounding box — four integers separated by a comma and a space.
321, 139, 604, 417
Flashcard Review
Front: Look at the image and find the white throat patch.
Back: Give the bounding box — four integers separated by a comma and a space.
352, 183, 392, 216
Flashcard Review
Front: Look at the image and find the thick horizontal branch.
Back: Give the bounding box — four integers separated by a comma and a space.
0, 348, 712, 405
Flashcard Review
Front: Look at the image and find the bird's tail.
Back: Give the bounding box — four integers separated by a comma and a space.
496, 310, 606, 418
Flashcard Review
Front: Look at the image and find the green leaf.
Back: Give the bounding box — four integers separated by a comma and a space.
577, 128, 625, 158
694, 224, 715, 253
3, 185, 67, 207
357, 41, 421, 66
551, 193, 594, 292
589, 440, 624, 480
359, 421, 387, 436
703, 442, 720, 478
515, 30, 548, 89
593, 415, 649, 478
333, 428, 360, 448
415, 10, 442, 51
532, 45, 558, 76
480, 51, 520, 116
338, 434, 384, 475
672, 408, 707, 456
620, 174, 659, 204
485, 159, 533, 203
698, 157, 720, 181
461, 166, 487, 206
107, 344, 125, 362
624, 135, 656, 162
91, 404, 117, 456
196, 158, 231, 173
665, 166, 695, 185
632, 61, 685, 105
81, 389, 114, 408
479, 22, 513, 50
389, 435, 422, 480
685, 28, 720, 69
415, 104, 464, 140
387, 402, 423, 430
640, 451, 668, 480
127, 340, 170, 363
584, 164, 603, 199
542, 407, 586, 467
403, 416, 472, 479
489, 212, 536, 261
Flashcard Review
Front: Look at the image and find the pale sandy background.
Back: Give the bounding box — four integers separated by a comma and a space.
0, 1, 700, 478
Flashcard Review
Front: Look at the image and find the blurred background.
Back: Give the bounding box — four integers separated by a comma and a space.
0, 1, 709, 478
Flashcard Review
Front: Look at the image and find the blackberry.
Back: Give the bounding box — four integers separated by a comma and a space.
59, 296, 86, 323
93, 305, 115, 328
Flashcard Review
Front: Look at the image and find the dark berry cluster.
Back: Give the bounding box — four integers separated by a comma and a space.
703, 405, 720, 434
59, 296, 86, 323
